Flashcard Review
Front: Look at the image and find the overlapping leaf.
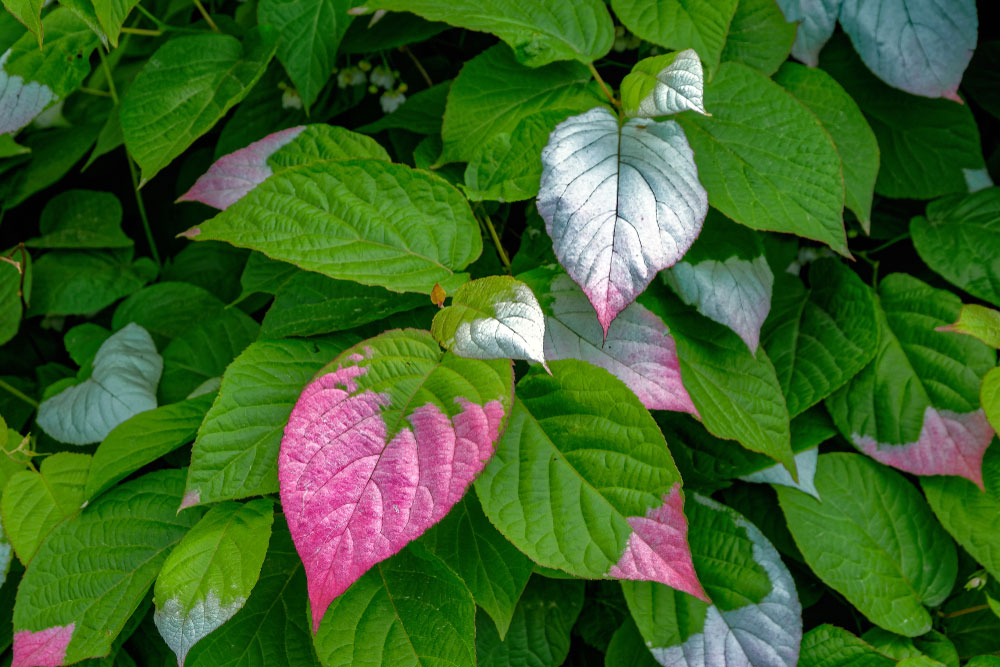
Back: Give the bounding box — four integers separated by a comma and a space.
719, 0, 796, 76
27, 249, 155, 317
621, 50, 708, 118
25, 190, 131, 249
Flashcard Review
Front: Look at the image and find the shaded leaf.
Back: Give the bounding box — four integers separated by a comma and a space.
25, 190, 130, 249
799, 624, 896, 667
27, 249, 155, 317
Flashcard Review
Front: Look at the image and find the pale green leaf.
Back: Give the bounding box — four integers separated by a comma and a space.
2, 0, 42, 47
91, 0, 139, 46
938, 304, 1000, 349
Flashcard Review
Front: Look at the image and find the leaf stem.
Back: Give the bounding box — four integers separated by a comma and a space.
0, 378, 38, 408
481, 212, 512, 274
937, 604, 989, 618
399, 45, 433, 88
119, 26, 162, 36
587, 62, 619, 109
98, 47, 119, 104
192, 0, 220, 33
78, 86, 113, 97
126, 156, 161, 266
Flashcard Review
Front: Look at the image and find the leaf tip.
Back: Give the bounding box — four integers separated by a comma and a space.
177, 227, 201, 240
177, 489, 200, 512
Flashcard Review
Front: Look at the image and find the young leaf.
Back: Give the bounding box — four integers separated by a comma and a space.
911, 188, 1000, 307
938, 304, 1000, 348
826, 274, 996, 487
184, 335, 358, 507
663, 212, 773, 352
476, 360, 707, 602
360, 0, 614, 67
312, 545, 475, 666
762, 259, 879, 417
25, 190, 132, 249
37, 323, 162, 446
621, 49, 708, 118
0, 452, 89, 565
676, 62, 847, 254
278, 329, 512, 628
187, 158, 481, 295
153, 499, 274, 666
537, 106, 708, 335
121, 29, 277, 185
523, 267, 697, 414
773, 0, 841, 66
719, 0, 797, 76
799, 624, 896, 667
12, 469, 204, 667
621, 494, 802, 667
178, 124, 388, 211
777, 453, 958, 636
431, 276, 547, 368
27, 249, 155, 317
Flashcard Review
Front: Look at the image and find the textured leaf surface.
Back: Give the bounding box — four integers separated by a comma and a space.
37, 323, 162, 446
775, 62, 880, 230
189, 158, 480, 294
719, 0, 796, 76
0, 453, 89, 565
763, 259, 879, 417
179, 124, 388, 211
911, 188, 1000, 307
538, 106, 707, 334
438, 44, 602, 165
622, 494, 802, 667
279, 330, 512, 628
184, 521, 319, 667
476, 360, 706, 600
185, 335, 357, 506
86, 393, 214, 501
777, 453, 957, 636
985, 369, 1000, 434
2, 0, 43, 46
312, 546, 475, 667
939, 305, 1000, 349
610, 0, 739, 75
799, 624, 896, 667
90, 0, 139, 46
26, 190, 131, 249
677, 62, 846, 253
663, 213, 772, 351
826, 274, 996, 487
621, 50, 707, 118
27, 250, 155, 317
524, 267, 696, 414
154, 499, 274, 666
362, 0, 613, 67
774, 0, 841, 66
422, 493, 533, 639
121, 30, 276, 185
12, 470, 204, 666
0, 257, 20, 346
432, 276, 546, 367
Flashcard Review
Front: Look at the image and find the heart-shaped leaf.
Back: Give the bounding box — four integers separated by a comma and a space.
278, 329, 513, 629
537, 106, 708, 335
431, 276, 547, 368
622, 49, 708, 118
37, 323, 163, 445
26, 190, 132, 249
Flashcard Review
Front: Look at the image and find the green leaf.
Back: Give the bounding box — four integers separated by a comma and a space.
0, 257, 21, 346
160, 243, 248, 305
312, 545, 475, 667
776, 453, 958, 636
113, 282, 225, 345
0, 133, 29, 157
121, 29, 277, 185
621, 494, 801, 666
985, 368, 1000, 434
775, 62, 880, 230
676, 62, 847, 254
185, 520, 319, 667
799, 624, 896, 667
820, 34, 984, 200
438, 44, 602, 166
90, 0, 140, 46
421, 493, 534, 639
621, 50, 707, 118
0, 8, 99, 135
911, 188, 1000, 307
153, 499, 274, 666
361, 0, 613, 67
2, 0, 42, 47
604, 618, 660, 667
26, 190, 132, 249
86, 393, 215, 501
37, 323, 163, 446
258, 0, 352, 110
0, 452, 89, 564
762, 259, 879, 418
610, 0, 739, 76
260, 271, 423, 339
12, 469, 204, 666
27, 249, 156, 317
863, 628, 960, 666
938, 305, 1000, 349
475, 576, 584, 667
183, 335, 358, 507
825, 273, 996, 487
356, 81, 449, 135
190, 158, 481, 295
476, 360, 707, 601
238, 253, 299, 299
641, 284, 795, 475
3, 121, 104, 209
719, 0, 796, 76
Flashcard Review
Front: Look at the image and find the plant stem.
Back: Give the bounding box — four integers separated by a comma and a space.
481, 212, 512, 274
867, 232, 910, 255
126, 156, 161, 266
192, 0, 220, 33
99, 47, 119, 103
400, 45, 433, 88
120, 26, 162, 35
0, 378, 39, 408
937, 604, 989, 618
79, 86, 112, 97
587, 62, 619, 108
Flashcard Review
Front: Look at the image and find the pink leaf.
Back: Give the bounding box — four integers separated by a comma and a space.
608, 485, 708, 602
854, 407, 994, 490
12, 624, 75, 667
279, 354, 507, 631
177, 127, 305, 210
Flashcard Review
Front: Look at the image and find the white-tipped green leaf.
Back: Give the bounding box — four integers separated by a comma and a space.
432, 276, 546, 367
622, 49, 707, 118
537, 106, 708, 335
154, 499, 274, 666
741, 448, 820, 500
774, 0, 841, 66
37, 323, 162, 446
621, 494, 802, 667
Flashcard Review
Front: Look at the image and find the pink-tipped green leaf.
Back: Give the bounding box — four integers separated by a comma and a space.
11, 624, 74, 667
277, 329, 513, 630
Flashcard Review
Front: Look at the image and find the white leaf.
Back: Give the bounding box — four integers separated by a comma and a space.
774, 0, 842, 66
623, 49, 708, 118
740, 447, 821, 499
